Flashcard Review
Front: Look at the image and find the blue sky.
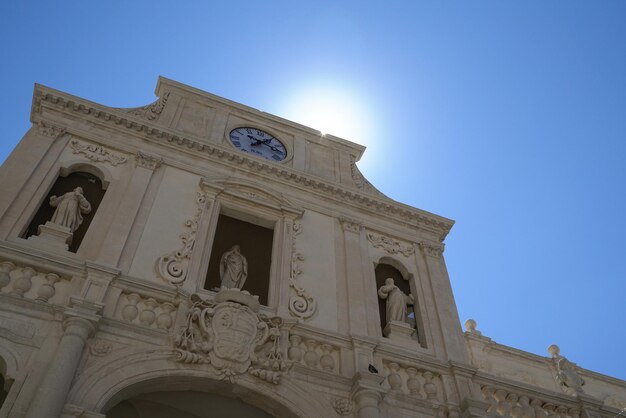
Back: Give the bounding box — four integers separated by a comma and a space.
1, 2, 625, 379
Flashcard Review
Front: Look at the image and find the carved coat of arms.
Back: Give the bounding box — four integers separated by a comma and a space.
174, 289, 288, 384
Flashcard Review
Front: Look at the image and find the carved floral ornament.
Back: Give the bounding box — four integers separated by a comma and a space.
288, 221, 316, 320
366, 232, 414, 257
156, 191, 206, 286
33, 89, 454, 240
69, 139, 128, 166
35, 121, 65, 139
174, 290, 289, 384
124, 92, 170, 121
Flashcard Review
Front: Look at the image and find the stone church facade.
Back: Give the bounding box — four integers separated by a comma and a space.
0, 78, 623, 417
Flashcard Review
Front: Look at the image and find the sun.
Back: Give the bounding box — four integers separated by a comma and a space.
277, 84, 372, 145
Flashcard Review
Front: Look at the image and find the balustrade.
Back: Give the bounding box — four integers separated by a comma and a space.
481, 385, 580, 418
0, 259, 69, 305
288, 333, 340, 374
116, 292, 177, 331
381, 361, 443, 402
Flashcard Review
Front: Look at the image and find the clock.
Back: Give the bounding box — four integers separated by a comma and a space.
228, 127, 287, 162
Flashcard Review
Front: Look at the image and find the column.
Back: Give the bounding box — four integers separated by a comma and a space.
97, 151, 163, 266
26, 298, 101, 418
351, 372, 386, 418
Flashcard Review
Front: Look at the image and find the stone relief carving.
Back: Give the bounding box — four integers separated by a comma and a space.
331, 398, 354, 416
69, 139, 128, 166
350, 156, 384, 197
219, 245, 248, 289
125, 92, 170, 121
134, 150, 162, 170
174, 289, 288, 384
35, 121, 65, 139
156, 191, 206, 286
89, 339, 112, 357
288, 221, 316, 320
367, 232, 414, 257
49, 187, 92, 233
548, 344, 585, 395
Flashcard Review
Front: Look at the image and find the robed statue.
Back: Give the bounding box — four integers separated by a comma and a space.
49, 187, 92, 233
378, 278, 414, 325
219, 245, 248, 289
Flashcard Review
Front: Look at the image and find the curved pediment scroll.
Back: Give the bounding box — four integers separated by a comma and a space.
200, 177, 303, 218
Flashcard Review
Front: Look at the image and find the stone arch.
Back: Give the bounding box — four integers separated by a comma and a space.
0, 345, 20, 381
60, 160, 112, 189
374, 255, 413, 282
67, 348, 332, 418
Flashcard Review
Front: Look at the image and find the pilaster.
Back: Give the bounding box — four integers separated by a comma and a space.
97, 151, 162, 266
339, 216, 368, 335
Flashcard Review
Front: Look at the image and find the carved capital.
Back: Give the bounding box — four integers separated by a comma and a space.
418, 241, 444, 258
135, 151, 163, 170
367, 232, 414, 257
35, 121, 65, 139
70, 139, 127, 166
339, 216, 363, 233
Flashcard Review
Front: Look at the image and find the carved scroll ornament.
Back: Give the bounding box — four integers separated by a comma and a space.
156, 192, 206, 285
288, 221, 317, 320
367, 232, 414, 257
69, 139, 128, 166
174, 290, 289, 384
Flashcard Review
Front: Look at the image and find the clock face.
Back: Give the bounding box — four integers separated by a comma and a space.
228, 127, 287, 161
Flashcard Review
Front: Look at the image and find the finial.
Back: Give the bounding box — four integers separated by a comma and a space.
548, 344, 560, 358
464, 319, 482, 335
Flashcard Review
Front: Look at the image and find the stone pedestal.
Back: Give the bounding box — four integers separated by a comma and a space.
383, 320, 417, 348
27, 221, 72, 252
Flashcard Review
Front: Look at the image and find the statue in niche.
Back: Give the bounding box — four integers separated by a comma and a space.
220, 245, 248, 289
378, 278, 414, 324
49, 187, 92, 233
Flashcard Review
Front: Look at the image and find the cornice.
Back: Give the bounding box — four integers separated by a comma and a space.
31, 85, 454, 240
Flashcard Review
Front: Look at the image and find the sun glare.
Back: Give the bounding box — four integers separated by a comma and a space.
279, 85, 372, 145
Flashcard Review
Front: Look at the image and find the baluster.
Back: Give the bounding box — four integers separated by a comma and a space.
36, 273, 60, 303
508, 393, 522, 418
303, 339, 319, 367
519, 395, 535, 418
423, 371, 438, 400
139, 298, 157, 326
530, 399, 547, 418
319, 344, 335, 371
555, 406, 568, 418
481, 386, 499, 416
567, 408, 580, 418
494, 389, 511, 417
288, 335, 303, 362
406, 367, 421, 397
387, 362, 403, 392
156, 302, 175, 329
121, 293, 141, 322
11, 267, 35, 297
543, 403, 559, 418
0, 261, 15, 290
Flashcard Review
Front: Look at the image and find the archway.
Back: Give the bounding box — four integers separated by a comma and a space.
67, 349, 330, 418
106, 390, 275, 418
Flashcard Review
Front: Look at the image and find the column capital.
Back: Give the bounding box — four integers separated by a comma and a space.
63, 297, 103, 337
418, 241, 445, 258
340, 216, 363, 233
134, 150, 163, 170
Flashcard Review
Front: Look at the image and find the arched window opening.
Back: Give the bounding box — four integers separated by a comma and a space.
23, 171, 106, 253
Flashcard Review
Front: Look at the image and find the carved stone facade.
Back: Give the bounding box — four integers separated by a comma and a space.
0, 77, 623, 418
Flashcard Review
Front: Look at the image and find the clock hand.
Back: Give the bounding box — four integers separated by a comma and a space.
248, 135, 262, 146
